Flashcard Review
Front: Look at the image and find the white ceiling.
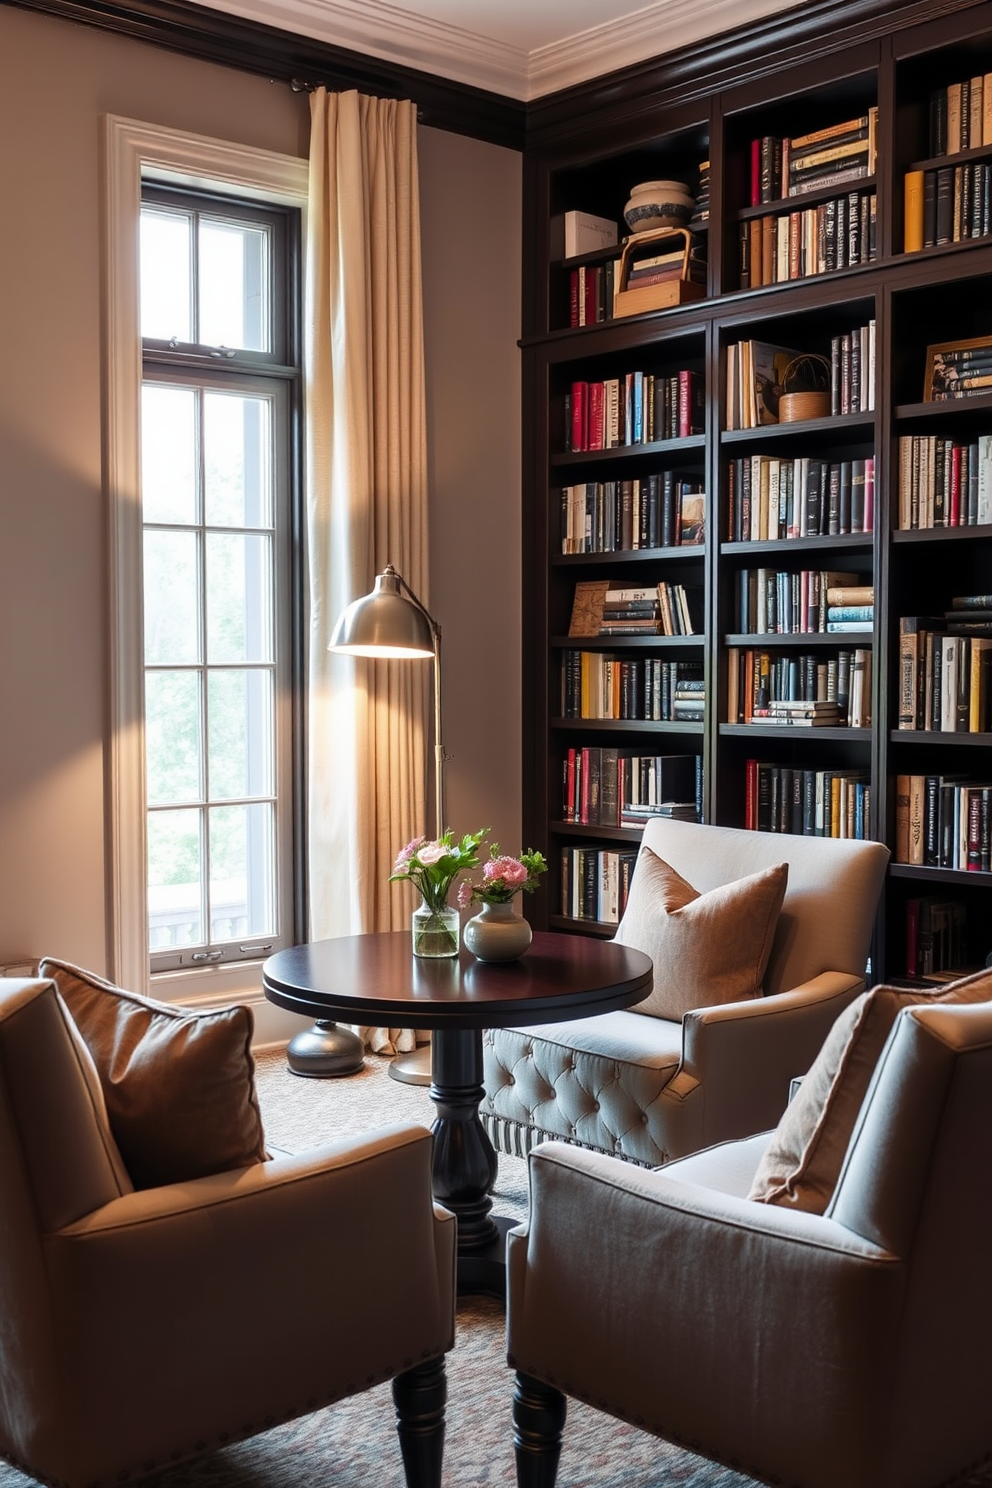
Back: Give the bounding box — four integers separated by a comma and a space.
197, 0, 801, 101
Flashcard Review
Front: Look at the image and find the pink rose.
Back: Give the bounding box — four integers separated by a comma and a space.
393, 836, 426, 871
416, 841, 447, 866
484, 856, 528, 887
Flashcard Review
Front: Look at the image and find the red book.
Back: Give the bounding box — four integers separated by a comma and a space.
949, 443, 963, 526
570, 381, 588, 452
745, 757, 758, 829
677, 370, 702, 437
587, 381, 605, 450
564, 748, 577, 821
579, 748, 591, 825
584, 267, 599, 325
751, 137, 761, 207
569, 269, 580, 328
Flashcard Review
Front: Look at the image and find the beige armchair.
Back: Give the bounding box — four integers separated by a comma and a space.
0, 976, 455, 1488
507, 995, 992, 1488
483, 818, 889, 1164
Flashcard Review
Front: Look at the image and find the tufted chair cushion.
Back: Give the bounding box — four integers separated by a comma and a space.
484, 1012, 683, 1165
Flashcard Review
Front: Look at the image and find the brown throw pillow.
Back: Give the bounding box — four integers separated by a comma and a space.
613, 848, 788, 1020
748, 966, 992, 1213
39, 957, 267, 1190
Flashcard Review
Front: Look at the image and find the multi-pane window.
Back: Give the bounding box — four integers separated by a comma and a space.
139, 186, 301, 973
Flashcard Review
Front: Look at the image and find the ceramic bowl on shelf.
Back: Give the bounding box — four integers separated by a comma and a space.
623, 179, 694, 233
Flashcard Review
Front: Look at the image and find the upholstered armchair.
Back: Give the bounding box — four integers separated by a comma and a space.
507, 982, 992, 1488
482, 818, 889, 1165
0, 974, 455, 1488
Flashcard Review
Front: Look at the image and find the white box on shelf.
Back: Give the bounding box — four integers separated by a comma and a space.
553, 210, 619, 259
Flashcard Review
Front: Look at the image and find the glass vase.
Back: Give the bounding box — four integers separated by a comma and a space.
411, 901, 460, 958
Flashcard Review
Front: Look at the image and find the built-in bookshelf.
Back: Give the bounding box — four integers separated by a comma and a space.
522, 0, 992, 982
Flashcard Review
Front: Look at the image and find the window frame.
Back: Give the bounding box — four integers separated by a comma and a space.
103, 115, 308, 999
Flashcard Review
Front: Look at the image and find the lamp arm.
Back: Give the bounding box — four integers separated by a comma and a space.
382, 566, 445, 839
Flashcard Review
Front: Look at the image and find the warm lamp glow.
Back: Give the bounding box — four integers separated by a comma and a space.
328, 568, 434, 658
327, 565, 445, 840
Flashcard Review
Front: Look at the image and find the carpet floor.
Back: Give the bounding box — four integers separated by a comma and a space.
3, 1046, 988, 1488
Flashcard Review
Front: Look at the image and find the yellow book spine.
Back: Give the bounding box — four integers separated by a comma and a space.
904, 170, 925, 253
970, 639, 982, 731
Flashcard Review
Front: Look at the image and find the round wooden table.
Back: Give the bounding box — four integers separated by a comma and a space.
262, 930, 653, 1294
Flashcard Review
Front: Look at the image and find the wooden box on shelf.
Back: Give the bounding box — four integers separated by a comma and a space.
613, 227, 705, 318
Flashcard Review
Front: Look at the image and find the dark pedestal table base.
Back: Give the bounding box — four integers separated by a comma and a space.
429, 1027, 514, 1297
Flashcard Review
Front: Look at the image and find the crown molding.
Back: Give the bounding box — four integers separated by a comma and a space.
525, 0, 794, 98
1, 0, 527, 148
201, 0, 533, 99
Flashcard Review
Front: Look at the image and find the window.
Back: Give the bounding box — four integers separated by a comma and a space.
138, 186, 301, 974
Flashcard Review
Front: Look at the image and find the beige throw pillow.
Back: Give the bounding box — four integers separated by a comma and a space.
749, 966, 992, 1213
613, 848, 788, 1021
39, 957, 268, 1191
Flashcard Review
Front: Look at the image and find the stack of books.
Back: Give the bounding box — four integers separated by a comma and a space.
561, 748, 698, 828
623, 242, 707, 295
826, 583, 874, 633
691, 160, 710, 228
561, 652, 704, 722
568, 579, 703, 638
749, 110, 878, 203
928, 343, 992, 401
672, 676, 706, 722
728, 647, 872, 727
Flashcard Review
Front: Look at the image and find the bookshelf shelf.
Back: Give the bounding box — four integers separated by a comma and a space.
551, 718, 705, 735
523, 0, 992, 973
551, 434, 706, 468
725, 631, 873, 646
719, 724, 872, 741
720, 534, 874, 556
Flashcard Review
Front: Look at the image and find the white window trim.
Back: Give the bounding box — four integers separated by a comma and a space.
102, 114, 307, 997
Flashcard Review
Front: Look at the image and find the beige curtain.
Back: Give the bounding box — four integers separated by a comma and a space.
306, 89, 429, 1054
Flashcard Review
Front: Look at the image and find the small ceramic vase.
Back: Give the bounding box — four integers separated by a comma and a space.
623, 179, 694, 234
464, 901, 533, 962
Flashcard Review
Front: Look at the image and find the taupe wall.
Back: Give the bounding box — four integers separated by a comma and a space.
0, 6, 522, 986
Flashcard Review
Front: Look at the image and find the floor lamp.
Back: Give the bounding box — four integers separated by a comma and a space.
294, 564, 443, 1084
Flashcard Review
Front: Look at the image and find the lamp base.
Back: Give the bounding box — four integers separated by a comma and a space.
287, 1020, 365, 1078
388, 1043, 432, 1086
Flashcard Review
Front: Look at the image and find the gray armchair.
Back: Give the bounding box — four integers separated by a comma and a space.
483, 818, 889, 1165
507, 995, 992, 1488
0, 976, 454, 1488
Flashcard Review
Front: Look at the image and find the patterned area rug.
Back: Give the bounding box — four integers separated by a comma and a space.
2, 1047, 987, 1488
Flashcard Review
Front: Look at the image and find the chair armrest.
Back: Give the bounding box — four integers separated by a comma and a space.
507, 1142, 903, 1458
47, 1124, 455, 1440
656, 972, 864, 1156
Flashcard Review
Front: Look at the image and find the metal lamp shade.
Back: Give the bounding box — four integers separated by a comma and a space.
328, 570, 434, 658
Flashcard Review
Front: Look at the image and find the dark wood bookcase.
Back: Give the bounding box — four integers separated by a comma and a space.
521, 0, 992, 983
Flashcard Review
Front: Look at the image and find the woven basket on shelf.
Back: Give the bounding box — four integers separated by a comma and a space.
778, 353, 831, 422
